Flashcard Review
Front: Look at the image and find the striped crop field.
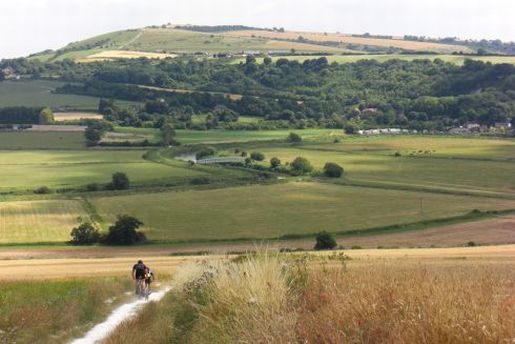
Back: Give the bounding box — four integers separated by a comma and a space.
0, 200, 87, 243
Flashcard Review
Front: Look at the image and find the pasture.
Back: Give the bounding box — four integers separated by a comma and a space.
0, 80, 101, 109
251, 138, 515, 197
0, 150, 209, 192
77, 50, 177, 62
0, 131, 85, 149
90, 182, 515, 242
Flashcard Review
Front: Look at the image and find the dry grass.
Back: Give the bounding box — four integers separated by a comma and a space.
53, 112, 103, 121
225, 30, 473, 53
77, 50, 176, 62
297, 262, 515, 343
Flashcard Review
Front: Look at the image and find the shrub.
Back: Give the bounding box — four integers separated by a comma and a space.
34, 186, 52, 194
70, 222, 100, 245
86, 183, 100, 192
323, 162, 344, 178
196, 147, 216, 160
467, 241, 478, 247
291, 157, 313, 175
250, 152, 265, 161
287, 132, 302, 143
111, 172, 130, 190
190, 177, 211, 185
102, 215, 145, 245
394, 151, 402, 157
314, 231, 337, 250
270, 157, 281, 168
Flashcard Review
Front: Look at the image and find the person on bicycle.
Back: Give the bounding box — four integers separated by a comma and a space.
132, 259, 147, 295
144, 267, 155, 293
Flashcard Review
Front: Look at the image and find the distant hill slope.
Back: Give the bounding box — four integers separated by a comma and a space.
29, 25, 496, 62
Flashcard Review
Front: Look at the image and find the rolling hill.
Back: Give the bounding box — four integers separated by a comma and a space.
29, 25, 484, 62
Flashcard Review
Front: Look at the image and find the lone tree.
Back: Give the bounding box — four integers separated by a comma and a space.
323, 162, 344, 178
160, 122, 176, 146
270, 157, 281, 168
102, 215, 145, 245
70, 221, 100, 245
250, 152, 265, 161
287, 132, 302, 143
314, 231, 337, 250
111, 172, 130, 190
39, 107, 54, 124
291, 157, 313, 175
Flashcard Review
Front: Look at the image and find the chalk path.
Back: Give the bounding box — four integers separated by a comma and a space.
70, 287, 171, 344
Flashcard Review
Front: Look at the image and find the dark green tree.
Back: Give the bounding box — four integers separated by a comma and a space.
160, 122, 176, 146
270, 157, 281, 168
287, 132, 302, 143
111, 172, 130, 190
70, 222, 100, 245
323, 162, 344, 178
102, 215, 145, 245
314, 231, 337, 250
291, 157, 313, 175
250, 152, 265, 161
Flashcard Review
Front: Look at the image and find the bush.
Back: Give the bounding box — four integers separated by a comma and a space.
394, 151, 402, 157
111, 172, 130, 190
314, 231, 337, 250
323, 162, 344, 178
291, 157, 313, 175
34, 186, 52, 194
270, 157, 281, 168
102, 215, 146, 245
190, 177, 211, 185
70, 222, 100, 245
86, 183, 100, 192
250, 152, 265, 161
196, 147, 216, 160
287, 132, 302, 143
467, 241, 478, 247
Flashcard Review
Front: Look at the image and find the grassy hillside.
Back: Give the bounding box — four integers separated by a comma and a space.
0, 131, 86, 149
29, 26, 491, 62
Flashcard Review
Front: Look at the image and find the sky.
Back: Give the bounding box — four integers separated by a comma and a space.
1, 0, 514, 59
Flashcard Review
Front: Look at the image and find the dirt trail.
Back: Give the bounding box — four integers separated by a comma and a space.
70, 286, 171, 344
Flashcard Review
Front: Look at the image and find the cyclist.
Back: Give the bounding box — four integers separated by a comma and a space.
132, 259, 147, 295
144, 267, 155, 299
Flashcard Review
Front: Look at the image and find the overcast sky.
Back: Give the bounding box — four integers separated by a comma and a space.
1, 0, 514, 59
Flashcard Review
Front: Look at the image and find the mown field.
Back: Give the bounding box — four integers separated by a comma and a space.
0, 150, 210, 192
90, 182, 515, 242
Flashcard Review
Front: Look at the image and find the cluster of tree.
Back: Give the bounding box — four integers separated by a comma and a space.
0, 107, 54, 124
86, 172, 130, 192
5, 56, 514, 129
175, 25, 264, 33
84, 118, 113, 145
403, 35, 515, 55
69, 215, 145, 246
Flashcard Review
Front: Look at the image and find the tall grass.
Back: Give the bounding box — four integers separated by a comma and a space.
0, 277, 131, 343
104, 254, 515, 343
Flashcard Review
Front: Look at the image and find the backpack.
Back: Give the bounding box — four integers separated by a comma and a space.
135, 263, 146, 277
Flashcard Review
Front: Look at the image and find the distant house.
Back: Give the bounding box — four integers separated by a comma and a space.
465, 123, 481, 131
448, 127, 470, 135
1, 66, 17, 79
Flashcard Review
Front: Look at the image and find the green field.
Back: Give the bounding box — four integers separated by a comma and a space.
0, 131, 86, 149
91, 182, 515, 242
251, 138, 515, 197
111, 127, 342, 144
0, 80, 140, 109
0, 150, 210, 192
0, 199, 87, 243
238, 54, 515, 65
